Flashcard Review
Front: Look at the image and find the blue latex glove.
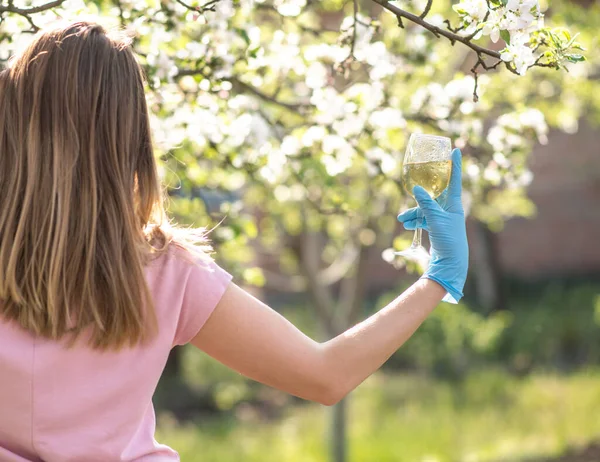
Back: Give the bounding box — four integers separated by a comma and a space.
397, 148, 468, 304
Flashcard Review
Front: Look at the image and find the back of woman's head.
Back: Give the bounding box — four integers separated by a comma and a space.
0, 21, 180, 349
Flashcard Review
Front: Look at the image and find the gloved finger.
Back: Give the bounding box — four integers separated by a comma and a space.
413, 186, 443, 217
447, 148, 463, 198
402, 216, 429, 231
397, 206, 420, 223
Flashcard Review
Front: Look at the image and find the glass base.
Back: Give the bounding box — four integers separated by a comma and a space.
395, 245, 431, 263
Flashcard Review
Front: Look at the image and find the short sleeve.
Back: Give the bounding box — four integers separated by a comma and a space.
173, 259, 233, 346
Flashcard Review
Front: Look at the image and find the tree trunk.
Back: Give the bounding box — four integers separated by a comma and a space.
470, 220, 503, 312
330, 396, 348, 462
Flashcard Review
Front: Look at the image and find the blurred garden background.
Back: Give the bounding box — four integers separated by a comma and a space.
2, 0, 600, 460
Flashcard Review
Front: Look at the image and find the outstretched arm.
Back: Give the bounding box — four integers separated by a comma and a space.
191, 279, 445, 406
193, 149, 467, 406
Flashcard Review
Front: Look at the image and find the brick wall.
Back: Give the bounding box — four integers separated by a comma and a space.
497, 122, 600, 279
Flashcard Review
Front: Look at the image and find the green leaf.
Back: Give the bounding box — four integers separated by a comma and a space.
452, 6, 468, 15
548, 31, 561, 48
566, 54, 586, 63
500, 30, 511, 45
564, 32, 580, 49
235, 27, 251, 46
247, 47, 261, 58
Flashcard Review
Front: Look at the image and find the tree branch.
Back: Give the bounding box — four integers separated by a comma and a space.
174, 0, 220, 14
470, 55, 503, 102
351, 0, 359, 57
368, 0, 528, 100
320, 242, 360, 285
335, 0, 361, 76
0, 0, 66, 32
444, 19, 466, 34
370, 0, 502, 60
419, 0, 432, 19
0, 0, 65, 15
231, 76, 310, 114
176, 68, 311, 114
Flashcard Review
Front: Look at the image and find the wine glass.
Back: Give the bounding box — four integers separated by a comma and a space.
395, 133, 453, 260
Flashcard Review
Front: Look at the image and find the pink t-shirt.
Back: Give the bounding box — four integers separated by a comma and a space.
0, 246, 232, 461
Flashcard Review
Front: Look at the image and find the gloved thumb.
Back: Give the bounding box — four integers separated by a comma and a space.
413, 186, 442, 216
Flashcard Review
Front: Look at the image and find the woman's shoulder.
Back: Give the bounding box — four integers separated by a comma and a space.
146, 242, 233, 347
145, 240, 214, 271
146, 241, 231, 294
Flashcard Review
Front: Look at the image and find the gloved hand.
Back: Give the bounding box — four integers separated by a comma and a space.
397, 148, 468, 304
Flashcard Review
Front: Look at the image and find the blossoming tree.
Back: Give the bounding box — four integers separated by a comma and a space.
1, 0, 597, 460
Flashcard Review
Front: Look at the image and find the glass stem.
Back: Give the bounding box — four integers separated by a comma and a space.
411, 228, 422, 249
410, 208, 424, 249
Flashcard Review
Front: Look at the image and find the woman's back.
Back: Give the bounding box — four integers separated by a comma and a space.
0, 21, 235, 459
0, 16, 470, 462
0, 247, 231, 461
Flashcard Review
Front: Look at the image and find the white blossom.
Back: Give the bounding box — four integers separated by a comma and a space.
445, 76, 476, 100
275, 0, 306, 17
454, 0, 545, 68
365, 41, 400, 80
280, 135, 301, 156
226, 113, 254, 148
505, 0, 538, 30
466, 163, 480, 180
305, 62, 328, 89
333, 113, 365, 138
301, 126, 327, 146
248, 115, 272, 149
365, 147, 397, 175
493, 152, 511, 168
481, 9, 503, 43
410, 83, 452, 119
304, 44, 347, 63
311, 88, 347, 124
260, 143, 287, 183
518, 170, 534, 187
519, 108, 548, 144
322, 150, 354, 176
213, 0, 235, 26
321, 135, 355, 176
454, 0, 488, 23
344, 82, 385, 112
147, 51, 177, 80
483, 165, 502, 185
500, 38, 536, 75
368, 108, 405, 130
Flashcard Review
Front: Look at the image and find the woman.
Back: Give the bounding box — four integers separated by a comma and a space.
0, 21, 468, 461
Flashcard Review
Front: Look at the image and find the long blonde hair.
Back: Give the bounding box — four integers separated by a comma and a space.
0, 21, 209, 350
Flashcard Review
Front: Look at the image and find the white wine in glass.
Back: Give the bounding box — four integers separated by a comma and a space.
396, 133, 453, 259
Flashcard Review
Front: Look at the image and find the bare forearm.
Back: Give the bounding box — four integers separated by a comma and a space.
194, 279, 444, 407
321, 279, 445, 402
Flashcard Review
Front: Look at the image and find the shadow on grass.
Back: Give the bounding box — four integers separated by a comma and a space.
516, 443, 600, 462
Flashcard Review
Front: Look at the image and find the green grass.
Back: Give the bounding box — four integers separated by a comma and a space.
156, 369, 600, 462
